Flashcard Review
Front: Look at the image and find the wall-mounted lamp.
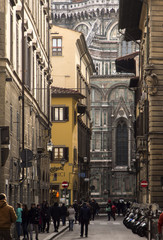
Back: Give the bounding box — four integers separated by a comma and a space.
47, 140, 53, 152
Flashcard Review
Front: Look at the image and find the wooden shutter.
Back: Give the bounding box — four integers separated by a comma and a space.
64, 147, 69, 162
51, 107, 55, 121
64, 107, 69, 121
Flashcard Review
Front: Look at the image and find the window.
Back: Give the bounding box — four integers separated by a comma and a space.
10, 105, 13, 133
53, 173, 57, 181
16, 112, 20, 141
95, 133, 101, 151
51, 107, 69, 121
52, 38, 62, 56
10, 9, 13, 64
116, 121, 128, 166
95, 110, 100, 126
53, 147, 69, 162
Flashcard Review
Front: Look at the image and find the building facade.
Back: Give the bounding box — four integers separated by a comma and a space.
119, 0, 163, 208
50, 25, 94, 201
50, 87, 84, 205
0, 0, 51, 208
51, 0, 137, 203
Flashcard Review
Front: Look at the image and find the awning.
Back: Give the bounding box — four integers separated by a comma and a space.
129, 77, 139, 88
115, 52, 139, 74
77, 103, 87, 114
119, 0, 143, 41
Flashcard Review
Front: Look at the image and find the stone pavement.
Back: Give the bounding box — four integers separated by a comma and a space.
20, 221, 69, 240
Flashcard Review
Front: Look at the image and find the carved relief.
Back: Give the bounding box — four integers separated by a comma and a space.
144, 64, 158, 95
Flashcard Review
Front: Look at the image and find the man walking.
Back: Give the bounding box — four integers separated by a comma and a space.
79, 202, 91, 238
0, 193, 17, 240
50, 202, 61, 232
28, 203, 40, 240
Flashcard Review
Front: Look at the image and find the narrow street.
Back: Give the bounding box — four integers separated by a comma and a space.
56, 216, 146, 240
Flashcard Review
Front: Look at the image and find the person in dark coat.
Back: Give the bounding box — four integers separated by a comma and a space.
73, 200, 79, 223
41, 202, 51, 233
50, 202, 61, 232
22, 204, 29, 240
79, 202, 91, 238
28, 203, 40, 240
90, 199, 96, 221
60, 203, 67, 226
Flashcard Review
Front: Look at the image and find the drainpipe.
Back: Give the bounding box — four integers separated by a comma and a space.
143, 0, 149, 204
21, 0, 25, 179
47, 0, 51, 137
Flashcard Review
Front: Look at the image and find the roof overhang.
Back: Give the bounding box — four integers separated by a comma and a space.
129, 77, 139, 89
115, 52, 139, 74
119, 0, 143, 41
77, 103, 87, 114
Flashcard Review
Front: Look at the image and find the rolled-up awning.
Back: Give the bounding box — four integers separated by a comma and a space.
115, 52, 139, 74
119, 0, 143, 41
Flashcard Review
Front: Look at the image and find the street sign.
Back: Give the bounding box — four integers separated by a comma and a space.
79, 173, 85, 178
62, 181, 69, 188
140, 180, 148, 188
20, 149, 33, 162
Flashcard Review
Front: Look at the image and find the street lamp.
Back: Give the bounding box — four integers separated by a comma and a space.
47, 140, 54, 152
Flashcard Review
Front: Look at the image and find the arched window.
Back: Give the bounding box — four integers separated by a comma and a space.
116, 121, 128, 166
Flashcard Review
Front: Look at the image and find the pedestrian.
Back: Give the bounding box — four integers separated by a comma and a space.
95, 201, 100, 215
50, 202, 61, 232
41, 202, 51, 233
16, 202, 23, 240
60, 203, 67, 226
79, 202, 91, 238
67, 205, 75, 231
158, 212, 163, 239
22, 204, 29, 240
73, 200, 79, 223
28, 203, 40, 240
106, 200, 112, 221
37, 204, 43, 233
111, 202, 116, 221
0, 193, 17, 240
90, 199, 96, 221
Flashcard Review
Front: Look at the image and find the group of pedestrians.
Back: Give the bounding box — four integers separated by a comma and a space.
0, 192, 99, 240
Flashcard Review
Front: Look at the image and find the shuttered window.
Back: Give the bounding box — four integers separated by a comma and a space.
52, 38, 62, 56
51, 107, 69, 122
53, 147, 69, 162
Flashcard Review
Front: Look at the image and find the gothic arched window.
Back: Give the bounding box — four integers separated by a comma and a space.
116, 121, 128, 166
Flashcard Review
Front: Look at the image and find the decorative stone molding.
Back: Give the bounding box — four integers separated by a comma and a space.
144, 64, 158, 95
43, 3, 48, 14
32, 38, 37, 50
10, 0, 17, 7
145, 73, 158, 95
25, 29, 33, 42
24, 19, 28, 31
16, 4, 22, 20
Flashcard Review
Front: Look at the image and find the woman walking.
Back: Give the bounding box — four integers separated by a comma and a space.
16, 203, 22, 240
67, 205, 75, 231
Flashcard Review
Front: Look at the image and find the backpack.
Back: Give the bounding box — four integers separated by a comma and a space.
111, 205, 116, 213
106, 206, 111, 212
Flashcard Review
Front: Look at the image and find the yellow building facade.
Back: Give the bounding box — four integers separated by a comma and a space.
50, 88, 84, 205
50, 26, 94, 204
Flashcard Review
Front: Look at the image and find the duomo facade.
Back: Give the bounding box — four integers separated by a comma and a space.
52, 0, 137, 203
